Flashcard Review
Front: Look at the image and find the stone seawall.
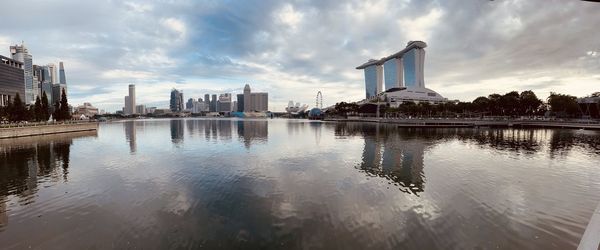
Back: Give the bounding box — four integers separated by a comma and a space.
0, 123, 99, 139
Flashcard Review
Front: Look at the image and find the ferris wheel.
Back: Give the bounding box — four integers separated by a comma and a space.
316, 91, 323, 109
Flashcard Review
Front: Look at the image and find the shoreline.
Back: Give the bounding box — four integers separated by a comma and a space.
324, 117, 600, 130
0, 122, 99, 139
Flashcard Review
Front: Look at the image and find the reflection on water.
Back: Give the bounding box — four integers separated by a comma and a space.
0, 131, 97, 231
1, 119, 600, 249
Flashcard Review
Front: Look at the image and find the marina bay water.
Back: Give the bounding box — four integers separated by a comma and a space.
1, 118, 600, 249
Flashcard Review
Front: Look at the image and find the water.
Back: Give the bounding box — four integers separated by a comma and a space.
1, 118, 600, 249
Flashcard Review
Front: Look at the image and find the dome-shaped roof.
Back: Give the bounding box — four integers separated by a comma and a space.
308, 108, 322, 117
244, 84, 251, 91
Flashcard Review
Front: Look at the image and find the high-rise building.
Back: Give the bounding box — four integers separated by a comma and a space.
236, 94, 244, 112
218, 93, 232, 112
170, 88, 184, 112
356, 60, 383, 99
135, 104, 146, 115
58, 62, 67, 97
210, 94, 217, 112
123, 84, 136, 115
356, 41, 446, 105
204, 94, 210, 107
47, 63, 57, 84
52, 84, 62, 105
10, 42, 35, 103
186, 98, 194, 110
241, 84, 268, 112
39, 65, 54, 104
0, 55, 25, 107
59, 62, 66, 84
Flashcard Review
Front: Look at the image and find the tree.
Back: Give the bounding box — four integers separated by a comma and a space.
500, 91, 520, 116
59, 89, 71, 120
41, 92, 50, 121
34, 96, 43, 121
9, 93, 27, 122
519, 90, 542, 116
472, 96, 490, 115
487, 94, 502, 116
53, 101, 61, 121
547, 92, 579, 117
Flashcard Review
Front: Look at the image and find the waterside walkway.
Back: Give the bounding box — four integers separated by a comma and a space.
324, 117, 600, 130
0, 122, 99, 139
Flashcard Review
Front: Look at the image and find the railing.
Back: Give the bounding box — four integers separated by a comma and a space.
0, 120, 97, 129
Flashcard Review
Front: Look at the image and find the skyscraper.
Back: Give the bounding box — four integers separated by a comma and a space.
210, 94, 217, 112
243, 84, 251, 112
236, 94, 244, 112
0, 55, 25, 107
58, 62, 67, 97
218, 93, 232, 112
59, 62, 66, 84
123, 84, 136, 115
129, 84, 136, 114
356, 41, 428, 98
186, 98, 194, 110
170, 88, 184, 112
241, 84, 268, 112
47, 63, 57, 84
10, 42, 35, 103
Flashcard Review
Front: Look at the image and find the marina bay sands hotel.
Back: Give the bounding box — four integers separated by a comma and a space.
356, 41, 447, 105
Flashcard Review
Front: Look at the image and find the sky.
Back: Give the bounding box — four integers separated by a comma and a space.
1, 0, 599, 112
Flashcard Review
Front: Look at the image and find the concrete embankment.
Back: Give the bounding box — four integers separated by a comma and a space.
324, 118, 600, 130
0, 122, 99, 139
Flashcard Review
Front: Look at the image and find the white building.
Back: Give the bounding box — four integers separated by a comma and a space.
136, 104, 146, 115
74, 102, 99, 117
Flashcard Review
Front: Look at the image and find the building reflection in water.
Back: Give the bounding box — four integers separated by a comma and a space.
0, 131, 96, 230
355, 125, 427, 195
236, 120, 268, 148
169, 119, 268, 148
124, 121, 137, 153
337, 123, 600, 196
170, 119, 184, 144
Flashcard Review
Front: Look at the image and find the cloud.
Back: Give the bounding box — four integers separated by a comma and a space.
1, 0, 599, 112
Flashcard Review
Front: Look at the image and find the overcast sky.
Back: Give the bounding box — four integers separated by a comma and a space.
1, 0, 599, 111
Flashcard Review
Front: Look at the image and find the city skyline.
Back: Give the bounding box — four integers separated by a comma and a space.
1, 0, 599, 112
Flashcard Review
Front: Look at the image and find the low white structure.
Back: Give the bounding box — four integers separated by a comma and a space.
285, 101, 309, 115
74, 102, 99, 117
379, 87, 447, 107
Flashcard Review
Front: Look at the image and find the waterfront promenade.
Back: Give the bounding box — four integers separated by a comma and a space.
0, 122, 99, 139
325, 117, 600, 130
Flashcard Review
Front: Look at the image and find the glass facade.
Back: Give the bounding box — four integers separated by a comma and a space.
403, 49, 416, 87
364, 65, 378, 99
384, 59, 398, 90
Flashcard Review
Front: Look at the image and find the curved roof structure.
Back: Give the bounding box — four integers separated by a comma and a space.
356, 41, 428, 69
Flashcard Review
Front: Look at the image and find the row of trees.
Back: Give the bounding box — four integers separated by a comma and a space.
330, 90, 589, 118
0, 90, 71, 122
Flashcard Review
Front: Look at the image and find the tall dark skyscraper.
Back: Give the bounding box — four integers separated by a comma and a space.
170, 88, 184, 112
59, 62, 67, 85
210, 94, 217, 112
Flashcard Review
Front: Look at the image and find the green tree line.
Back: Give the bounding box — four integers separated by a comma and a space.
0, 89, 71, 123
330, 90, 590, 118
